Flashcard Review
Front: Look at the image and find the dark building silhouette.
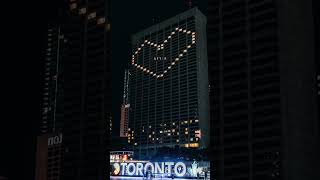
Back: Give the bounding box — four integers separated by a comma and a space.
62, 0, 111, 179
38, 0, 111, 180
207, 0, 320, 179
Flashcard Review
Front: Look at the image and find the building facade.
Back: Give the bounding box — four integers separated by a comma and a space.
120, 69, 130, 137
128, 7, 209, 159
38, 0, 111, 180
41, 25, 65, 134
207, 0, 320, 179
62, 0, 111, 179
35, 133, 63, 180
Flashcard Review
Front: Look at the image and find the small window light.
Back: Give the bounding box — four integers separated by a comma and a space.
88, 12, 96, 20
79, 8, 86, 15
70, 3, 77, 10
176, 139, 179, 142
195, 119, 199, 122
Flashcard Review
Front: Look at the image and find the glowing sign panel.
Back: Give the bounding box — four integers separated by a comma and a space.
132, 27, 196, 79
112, 162, 187, 177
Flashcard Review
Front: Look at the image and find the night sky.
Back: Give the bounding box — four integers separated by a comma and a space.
111, 0, 207, 136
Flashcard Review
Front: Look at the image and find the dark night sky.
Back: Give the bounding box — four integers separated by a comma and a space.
111, 0, 207, 136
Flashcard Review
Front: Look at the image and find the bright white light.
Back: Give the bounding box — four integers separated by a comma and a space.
183, 30, 187, 33
187, 45, 191, 48
164, 40, 167, 43
168, 36, 171, 39
179, 54, 183, 57
172, 62, 175, 65
183, 49, 187, 53
179, 29, 183, 32
168, 66, 171, 69
164, 70, 167, 73
175, 27, 179, 30
187, 31, 191, 34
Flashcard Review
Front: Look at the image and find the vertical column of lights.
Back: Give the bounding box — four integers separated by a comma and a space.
186, 21, 191, 146
42, 29, 53, 133
131, 28, 196, 79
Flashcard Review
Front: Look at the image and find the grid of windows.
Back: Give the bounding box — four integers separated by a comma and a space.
128, 8, 208, 158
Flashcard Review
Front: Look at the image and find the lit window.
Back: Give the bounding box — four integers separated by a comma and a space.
97, 17, 105, 25
190, 138, 193, 141
185, 132, 188, 135
176, 139, 179, 142
177, 132, 179, 135
79, 8, 86, 15
173, 122, 175, 125
172, 129, 175, 132
160, 131, 163, 133
88, 12, 96, 20
134, 143, 137, 145
185, 128, 188, 131
70, 3, 77, 10
149, 125, 151, 128
152, 131, 155, 134
195, 119, 199, 122
149, 135, 151, 138
168, 133, 171, 136
184, 121, 188, 124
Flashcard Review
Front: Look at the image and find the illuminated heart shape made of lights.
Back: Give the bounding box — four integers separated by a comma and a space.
131, 27, 196, 79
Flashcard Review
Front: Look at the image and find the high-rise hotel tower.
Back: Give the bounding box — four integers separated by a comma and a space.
128, 7, 209, 159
